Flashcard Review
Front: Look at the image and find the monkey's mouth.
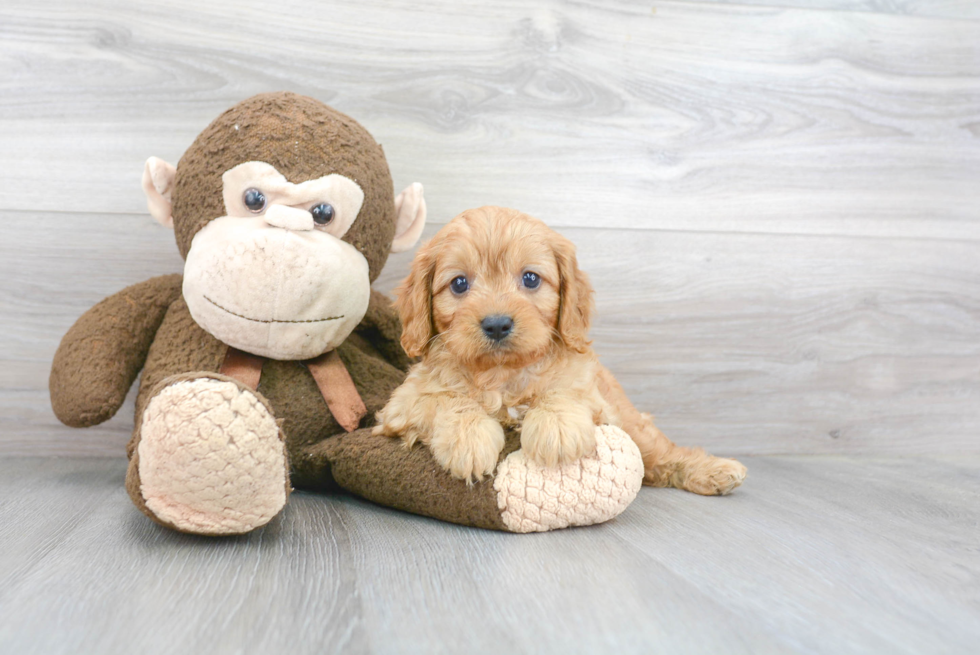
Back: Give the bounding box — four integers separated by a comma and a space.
203, 295, 344, 324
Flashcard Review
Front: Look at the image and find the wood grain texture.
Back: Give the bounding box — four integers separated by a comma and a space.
0, 0, 977, 239
0, 455, 977, 654
681, 0, 980, 20
1, 0, 978, 455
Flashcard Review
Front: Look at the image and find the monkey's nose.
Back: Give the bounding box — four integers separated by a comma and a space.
262, 204, 314, 231
481, 315, 514, 342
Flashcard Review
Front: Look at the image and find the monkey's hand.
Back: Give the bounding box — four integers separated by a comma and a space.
50, 274, 182, 427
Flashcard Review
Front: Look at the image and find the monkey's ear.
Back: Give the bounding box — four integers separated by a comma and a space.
391, 183, 426, 253
141, 157, 177, 229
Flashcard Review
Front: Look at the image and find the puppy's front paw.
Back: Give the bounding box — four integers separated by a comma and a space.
521, 404, 596, 468
430, 411, 506, 484
372, 419, 403, 438
372, 402, 411, 439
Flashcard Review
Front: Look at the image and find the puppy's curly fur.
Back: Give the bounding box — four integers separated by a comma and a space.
375, 207, 746, 494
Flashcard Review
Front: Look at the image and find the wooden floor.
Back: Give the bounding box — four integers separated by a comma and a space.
1, 0, 978, 652
1, 455, 978, 654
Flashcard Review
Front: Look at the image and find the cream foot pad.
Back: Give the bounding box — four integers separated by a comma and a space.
138, 378, 288, 535
494, 425, 644, 533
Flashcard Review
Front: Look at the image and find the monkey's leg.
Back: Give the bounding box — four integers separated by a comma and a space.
126, 373, 290, 535
314, 424, 643, 533
597, 366, 747, 495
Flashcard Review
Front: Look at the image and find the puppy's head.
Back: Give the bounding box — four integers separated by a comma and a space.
395, 206, 593, 367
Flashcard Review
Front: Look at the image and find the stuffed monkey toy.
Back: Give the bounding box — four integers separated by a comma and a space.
50, 92, 644, 535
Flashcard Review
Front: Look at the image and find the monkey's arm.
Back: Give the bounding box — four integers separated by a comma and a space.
353, 289, 414, 372
50, 274, 183, 427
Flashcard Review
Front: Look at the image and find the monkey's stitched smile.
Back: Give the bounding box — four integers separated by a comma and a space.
203, 295, 344, 324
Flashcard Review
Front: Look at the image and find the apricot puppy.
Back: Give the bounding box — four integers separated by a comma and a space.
375, 207, 747, 495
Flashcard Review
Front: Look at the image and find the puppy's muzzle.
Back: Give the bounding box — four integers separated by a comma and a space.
481, 315, 513, 342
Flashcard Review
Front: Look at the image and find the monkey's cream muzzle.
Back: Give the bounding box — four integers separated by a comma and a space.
184, 217, 370, 360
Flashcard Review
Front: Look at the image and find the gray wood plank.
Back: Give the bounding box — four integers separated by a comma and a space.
0, 0, 977, 239
582, 229, 980, 456
681, 0, 980, 20
1, 455, 977, 654
0, 458, 122, 590
609, 455, 980, 655
335, 503, 795, 655
5, 215, 977, 456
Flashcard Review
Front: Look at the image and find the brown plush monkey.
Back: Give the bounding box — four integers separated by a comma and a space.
50, 92, 644, 535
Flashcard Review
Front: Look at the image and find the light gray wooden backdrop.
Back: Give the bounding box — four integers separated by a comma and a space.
1, 0, 978, 458
2, 3, 980, 654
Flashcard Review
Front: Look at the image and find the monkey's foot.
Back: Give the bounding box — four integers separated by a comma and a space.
129, 375, 289, 535
493, 425, 644, 533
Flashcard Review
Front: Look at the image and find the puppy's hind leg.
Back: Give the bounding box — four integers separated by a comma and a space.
596, 366, 746, 495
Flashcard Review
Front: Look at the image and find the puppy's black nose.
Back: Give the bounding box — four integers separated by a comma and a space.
481, 315, 514, 342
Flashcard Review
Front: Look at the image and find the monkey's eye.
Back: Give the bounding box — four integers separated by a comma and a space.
522, 271, 541, 289
311, 203, 335, 225
450, 276, 469, 295
243, 188, 266, 213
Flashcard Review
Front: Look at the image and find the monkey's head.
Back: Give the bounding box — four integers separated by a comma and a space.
141, 92, 426, 360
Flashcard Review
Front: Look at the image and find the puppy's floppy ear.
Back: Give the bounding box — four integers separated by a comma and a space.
393, 239, 438, 357
554, 234, 595, 354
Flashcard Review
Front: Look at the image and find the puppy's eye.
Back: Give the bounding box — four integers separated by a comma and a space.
243, 188, 266, 213
522, 271, 541, 289
450, 276, 469, 295
311, 203, 335, 225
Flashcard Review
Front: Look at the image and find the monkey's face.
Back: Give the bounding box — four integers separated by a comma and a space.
182, 161, 371, 360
